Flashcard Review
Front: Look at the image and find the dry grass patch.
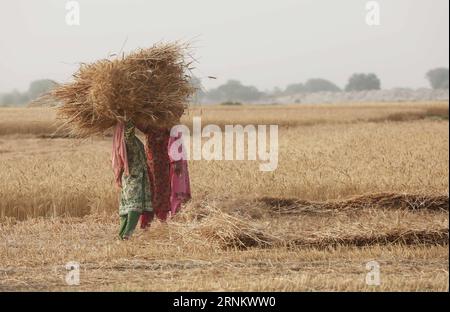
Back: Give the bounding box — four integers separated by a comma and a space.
0, 215, 448, 291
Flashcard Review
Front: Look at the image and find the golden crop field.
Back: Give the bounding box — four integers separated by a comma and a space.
0, 102, 448, 291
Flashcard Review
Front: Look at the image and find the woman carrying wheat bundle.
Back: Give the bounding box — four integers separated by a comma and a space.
112, 120, 152, 240
111, 120, 191, 238
52, 42, 195, 238
139, 125, 191, 228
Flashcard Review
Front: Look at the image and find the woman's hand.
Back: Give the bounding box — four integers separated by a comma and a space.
115, 171, 123, 189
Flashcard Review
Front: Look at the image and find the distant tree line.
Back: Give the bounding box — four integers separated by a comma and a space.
283, 78, 341, 95
197, 67, 448, 103
0, 79, 56, 106
199, 73, 381, 102
2, 68, 448, 106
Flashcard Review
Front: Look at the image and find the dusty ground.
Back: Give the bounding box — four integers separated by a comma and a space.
0, 102, 448, 291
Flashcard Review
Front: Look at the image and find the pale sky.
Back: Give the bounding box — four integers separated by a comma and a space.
0, 0, 448, 93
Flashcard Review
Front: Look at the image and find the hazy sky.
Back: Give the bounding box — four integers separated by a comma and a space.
0, 0, 448, 93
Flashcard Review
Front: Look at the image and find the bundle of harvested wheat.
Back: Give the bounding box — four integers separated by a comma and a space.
170, 201, 277, 250
53, 42, 196, 137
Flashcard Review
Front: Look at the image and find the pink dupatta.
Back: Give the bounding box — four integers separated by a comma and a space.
112, 121, 129, 188
168, 131, 191, 215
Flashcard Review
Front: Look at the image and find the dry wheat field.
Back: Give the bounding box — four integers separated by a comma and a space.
0, 102, 448, 291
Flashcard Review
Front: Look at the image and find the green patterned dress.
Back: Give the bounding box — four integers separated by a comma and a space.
119, 121, 153, 216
